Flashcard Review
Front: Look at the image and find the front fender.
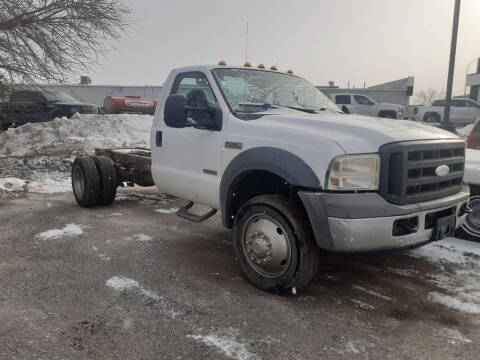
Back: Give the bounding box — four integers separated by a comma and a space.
220, 147, 321, 227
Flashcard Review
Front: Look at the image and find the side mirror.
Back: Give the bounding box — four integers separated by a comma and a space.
211, 105, 223, 131
164, 94, 187, 128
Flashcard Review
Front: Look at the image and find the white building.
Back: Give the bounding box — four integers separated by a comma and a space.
466, 58, 480, 102
41, 83, 163, 106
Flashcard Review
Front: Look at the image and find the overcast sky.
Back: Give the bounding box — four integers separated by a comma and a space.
91, 0, 480, 97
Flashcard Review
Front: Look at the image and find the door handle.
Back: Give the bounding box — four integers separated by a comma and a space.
156, 131, 162, 147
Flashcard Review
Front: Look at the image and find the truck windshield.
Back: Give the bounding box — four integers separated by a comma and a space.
212, 68, 340, 115
43, 90, 79, 103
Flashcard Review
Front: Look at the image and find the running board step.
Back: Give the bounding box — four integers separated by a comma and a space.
177, 202, 217, 223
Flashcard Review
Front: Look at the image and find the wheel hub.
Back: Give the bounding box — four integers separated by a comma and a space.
72, 166, 85, 199
242, 215, 291, 278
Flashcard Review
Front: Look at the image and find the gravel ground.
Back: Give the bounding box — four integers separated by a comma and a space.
1, 189, 479, 360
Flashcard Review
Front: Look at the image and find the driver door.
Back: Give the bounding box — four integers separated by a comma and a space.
152, 71, 224, 208
352, 95, 376, 116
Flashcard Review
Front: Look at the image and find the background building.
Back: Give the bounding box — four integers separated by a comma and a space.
466, 58, 480, 102
42, 81, 163, 106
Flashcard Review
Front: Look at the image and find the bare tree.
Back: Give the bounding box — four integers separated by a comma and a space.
0, 0, 131, 91
414, 88, 438, 106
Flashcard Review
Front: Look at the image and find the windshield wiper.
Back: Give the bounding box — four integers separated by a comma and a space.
280, 105, 319, 114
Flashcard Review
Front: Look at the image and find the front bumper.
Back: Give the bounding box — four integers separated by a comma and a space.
299, 186, 470, 252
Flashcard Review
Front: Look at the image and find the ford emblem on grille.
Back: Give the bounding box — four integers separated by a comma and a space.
435, 164, 450, 177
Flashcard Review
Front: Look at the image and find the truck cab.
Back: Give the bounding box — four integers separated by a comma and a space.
328, 93, 403, 119
72, 63, 470, 292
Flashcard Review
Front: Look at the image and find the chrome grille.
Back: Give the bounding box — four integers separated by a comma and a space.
379, 140, 465, 205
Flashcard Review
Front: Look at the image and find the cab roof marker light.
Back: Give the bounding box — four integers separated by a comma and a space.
258, 64, 265, 69
244, 62, 252, 67
218, 60, 226, 65
270, 66, 278, 71
287, 69, 294, 74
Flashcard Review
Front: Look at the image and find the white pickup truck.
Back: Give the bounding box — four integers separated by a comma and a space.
328, 93, 404, 119
406, 99, 480, 127
71, 63, 470, 292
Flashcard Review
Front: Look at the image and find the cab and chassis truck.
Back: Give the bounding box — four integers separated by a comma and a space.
72, 63, 471, 292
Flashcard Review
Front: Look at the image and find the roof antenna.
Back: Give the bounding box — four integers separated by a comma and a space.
245, 22, 249, 63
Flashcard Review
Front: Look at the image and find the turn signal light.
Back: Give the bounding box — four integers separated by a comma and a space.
244, 62, 252, 67
287, 69, 294, 74
218, 60, 226, 65
258, 64, 265, 69
270, 66, 278, 71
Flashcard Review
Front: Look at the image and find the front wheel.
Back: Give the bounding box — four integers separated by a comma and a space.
456, 196, 480, 242
233, 195, 320, 292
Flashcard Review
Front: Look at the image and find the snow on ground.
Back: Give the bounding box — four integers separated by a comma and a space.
154, 207, 179, 214
0, 114, 152, 194
0, 178, 26, 192
457, 123, 474, 137
188, 328, 258, 360
105, 276, 179, 318
126, 234, 154, 242
408, 238, 480, 315
35, 224, 87, 241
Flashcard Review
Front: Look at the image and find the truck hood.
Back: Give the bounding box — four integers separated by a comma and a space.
254, 112, 459, 153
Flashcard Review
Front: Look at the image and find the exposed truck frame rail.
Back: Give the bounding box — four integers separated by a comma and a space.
94, 148, 154, 187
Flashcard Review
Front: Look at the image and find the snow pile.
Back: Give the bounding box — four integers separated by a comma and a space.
0, 113, 152, 193
408, 238, 480, 314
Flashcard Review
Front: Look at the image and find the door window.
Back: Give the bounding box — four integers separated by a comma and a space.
354, 95, 374, 105
466, 100, 480, 108
335, 95, 351, 104
170, 72, 218, 126
451, 100, 466, 107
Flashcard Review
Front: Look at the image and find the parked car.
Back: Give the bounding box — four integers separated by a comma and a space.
0, 89, 99, 131
465, 117, 480, 149
458, 149, 480, 241
327, 93, 404, 119
71, 63, 470, 292
405, 99, 480, 127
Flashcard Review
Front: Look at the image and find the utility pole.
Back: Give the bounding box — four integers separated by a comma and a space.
442, 0, 461, 133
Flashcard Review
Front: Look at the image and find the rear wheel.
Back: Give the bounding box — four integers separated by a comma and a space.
424, 113, 440, 124
233, 195, 319, 292
72, 156, 100, 207
456, 196, 480, 242
92, 156, 117, 205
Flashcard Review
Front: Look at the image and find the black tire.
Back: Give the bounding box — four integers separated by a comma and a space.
72, 156, 100, 207
456, 195, 480, 242
423, 112, 441, 123
233, 195, 320, 293
92, 156, 117, 206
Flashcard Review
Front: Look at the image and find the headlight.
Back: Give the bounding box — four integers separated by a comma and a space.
326, 154, 380, 191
